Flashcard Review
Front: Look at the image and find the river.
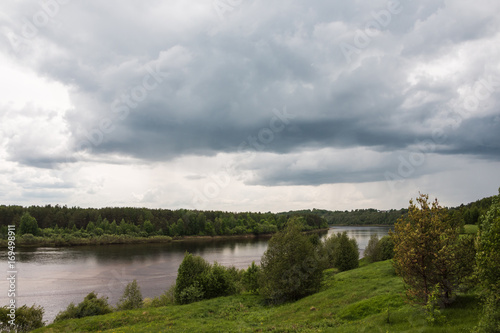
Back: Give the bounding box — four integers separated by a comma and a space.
0, 225, 392, 323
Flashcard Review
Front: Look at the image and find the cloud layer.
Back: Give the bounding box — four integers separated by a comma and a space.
1, 0, 499, 210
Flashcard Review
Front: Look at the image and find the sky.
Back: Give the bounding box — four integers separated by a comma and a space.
0, 0, 499, 213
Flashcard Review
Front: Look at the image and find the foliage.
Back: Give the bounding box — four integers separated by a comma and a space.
0, 205, 326, 239
0, 304, 45, 332
174, 253, 211, 304
323, 231, 359, 271
391, 193, 465, 306
19, 212, 40, 236
365, 235, 394, 263
146, 285, 176, 308
54, 292, 112, 322
475, 188, 500, 294
425, 284, 446, 325
116, 280, 143, 311
241, 261, 260, 293
364, 234, 379, 261
259, 221, 324, 303
283, 208, 408, 225
174, 253, 239, 304
472, 293, 500, 333
474, 188, 500, 332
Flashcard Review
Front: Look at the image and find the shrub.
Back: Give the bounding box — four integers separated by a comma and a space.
324, 232, 359, 271
174, 253, 211, 304
54, 292, 112, 322
174, 253, 239, 304
178, 281, 205, 304
374, 235, 394, 261
259, 221, 324, 304
242, 261, 260, 293
116, 280, 143, 310
0, 304, 45, 332
364, 234, 379, 262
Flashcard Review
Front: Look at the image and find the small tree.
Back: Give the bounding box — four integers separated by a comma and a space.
391, 193, 462, 306
116, 280, 143, 310
259, 221, 324, 303
19, 212, 40, 236
364, 234, 379, 262
174, 253, 210, 304
323, 232, 359, 271
474, 188, 500, 332
242, 261, 260, 293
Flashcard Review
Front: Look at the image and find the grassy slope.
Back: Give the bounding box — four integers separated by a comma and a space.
33, 259, 480, 333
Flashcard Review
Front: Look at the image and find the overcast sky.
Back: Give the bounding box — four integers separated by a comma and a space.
0, 0, 499, 212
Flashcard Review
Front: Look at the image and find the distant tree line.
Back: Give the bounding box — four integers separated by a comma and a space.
282, 208, 408, 225
284, 194, 496, 226
0, 205, 328, 239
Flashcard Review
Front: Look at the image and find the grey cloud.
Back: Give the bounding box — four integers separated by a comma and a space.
2, 0, 499, 186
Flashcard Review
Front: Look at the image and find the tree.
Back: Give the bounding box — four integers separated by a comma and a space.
116, 280, 143, 310
259, 221, 324, 303
19, 212, 40, 236
174, 253, 210, 304
242, 261, 260, 293
474, 188, 500, 332
391, 193, 463, 306
323, 232, 359, 271
364, 234, 380, 262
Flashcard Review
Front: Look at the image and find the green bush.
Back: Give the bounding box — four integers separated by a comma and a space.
174, 253, 239, 304
148, 284, 176, 307
54, 292, 112, 322
364, 234, 379, 262
174, 253, 211, 304
0, 304, 45, 332
116, 280, 143, 310
242, 261, 260, 293
324, 232, 359, 271
366, 235, 394, 263
259, 221, 324, 304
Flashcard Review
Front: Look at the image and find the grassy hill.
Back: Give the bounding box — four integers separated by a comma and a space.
33, 259, 480, 332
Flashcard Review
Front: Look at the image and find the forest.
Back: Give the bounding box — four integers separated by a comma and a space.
0, 205, 328, 241
284, 195, 494, 226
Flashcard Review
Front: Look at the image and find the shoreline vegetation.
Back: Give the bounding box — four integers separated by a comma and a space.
0, 228, 331, 248
0, 205, 329, 248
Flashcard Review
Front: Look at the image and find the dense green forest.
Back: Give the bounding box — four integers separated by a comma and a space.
283, 195, 495, 225
0, 205, 327, 241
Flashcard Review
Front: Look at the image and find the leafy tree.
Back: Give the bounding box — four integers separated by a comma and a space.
143, 220, 155, 235
19, 212, 40, 236
374, 235, 394, 261
116, 280, 143, 310
323, 232, 359, 271
364, 234, 380, 262
335, 232, 359, 271
242, 261, 260, 293
474, 188, 500, 332
174, 253, 210, 304
391, 193, 463, 306
259, 221, 324, 304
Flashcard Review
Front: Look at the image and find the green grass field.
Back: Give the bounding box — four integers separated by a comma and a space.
33, 260, 481, 333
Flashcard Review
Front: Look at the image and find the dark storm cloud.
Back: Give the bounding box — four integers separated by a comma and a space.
1, 0, 499, 186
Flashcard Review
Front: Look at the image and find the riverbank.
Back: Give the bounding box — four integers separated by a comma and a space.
33, 259, 481, 332
0, 228, 330, 248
